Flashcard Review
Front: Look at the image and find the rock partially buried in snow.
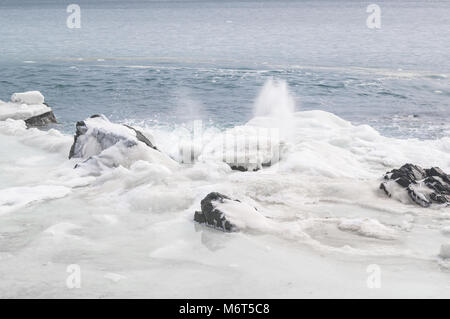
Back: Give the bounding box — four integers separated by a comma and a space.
194, 193, 236, 231
194, 192, 264, 232
0, 91, 57, 126
380, 164, 450, 207
68, 115, 177, 173
69, 114, 157, 159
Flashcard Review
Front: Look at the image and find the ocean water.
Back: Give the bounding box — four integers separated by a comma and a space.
0, 0, 449, 137
0, 0, 450, 298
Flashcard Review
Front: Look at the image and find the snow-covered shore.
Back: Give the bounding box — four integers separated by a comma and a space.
0, 83, 449, 298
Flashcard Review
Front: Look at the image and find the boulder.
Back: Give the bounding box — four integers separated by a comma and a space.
0, 91, 57, 126
24, 108, 57, 127
194, 192, 239, 231
380, 164, 450, 207
194, 192, 265, 232
69, 114, 157, 159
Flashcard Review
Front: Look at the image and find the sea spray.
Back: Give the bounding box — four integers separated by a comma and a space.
253, 78, 296, 140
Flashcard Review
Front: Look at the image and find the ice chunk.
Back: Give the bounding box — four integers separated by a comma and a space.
11, 91, 45, 105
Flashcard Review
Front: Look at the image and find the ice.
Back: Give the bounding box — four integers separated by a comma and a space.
11, 91, 45, 105
213, 199, 273, 231
338, 218, 398, 240
104, 273, 127, 282
439, 244, 450, 259
0, 91, 51, 121
0, 101, 51, 121
442, 226, 450, 236
0, 81, 449, 298
0, 185, 71, 215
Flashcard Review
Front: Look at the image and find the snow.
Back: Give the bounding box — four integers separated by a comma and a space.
68, 115, 178, 173
70, 115, 143, 159
11, 91, 45, 105
213, 199, 273, 231
0, 82, 449, 298
439, 244, 450, 259
0, 185, 71, 215
338, 218, 398, 240
0, 91, 51, 121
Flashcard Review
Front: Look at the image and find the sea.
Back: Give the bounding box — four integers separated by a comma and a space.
0, 0, 449, 298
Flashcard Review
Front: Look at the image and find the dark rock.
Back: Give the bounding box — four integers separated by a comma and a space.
69, 120, 89, 159
69, 114, 158, 159
24, 111, 57, 127
380, 164, 450, 207
123, 124, 158, 150
230, 165, 256, 172
194, 192, 240, 232
229, 160, 273, 172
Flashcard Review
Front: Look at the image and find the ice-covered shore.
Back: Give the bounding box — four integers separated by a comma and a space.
0, 91, 56, 126
0, 82, 449, 298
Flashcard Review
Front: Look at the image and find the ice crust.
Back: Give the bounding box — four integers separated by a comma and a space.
0, 82, 449, 298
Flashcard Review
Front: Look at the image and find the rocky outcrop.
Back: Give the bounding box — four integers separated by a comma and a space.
24, 109, 57, 127
69, 114, 157, 159
123, 124, 157, 150
194, 192, 238, 231
194, 192, 267, 232
380, 164, 450, 207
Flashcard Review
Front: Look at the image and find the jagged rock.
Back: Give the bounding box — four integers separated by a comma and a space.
194, 192, 239, 231
380, 164, 450, 207
24, 109, 57, 127
123, 124, 156, 150
194, 192, 265, 232
69, 114, 157, 159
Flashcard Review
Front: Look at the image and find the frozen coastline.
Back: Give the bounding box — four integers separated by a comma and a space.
0, 82, 449, 298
